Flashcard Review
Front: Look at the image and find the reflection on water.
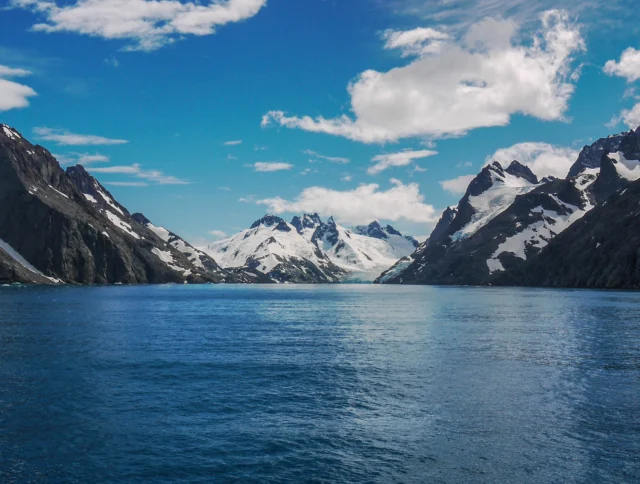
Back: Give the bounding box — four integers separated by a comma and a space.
0, 285, 639, 483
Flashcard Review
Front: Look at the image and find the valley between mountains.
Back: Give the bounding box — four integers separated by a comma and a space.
2, 123, 640, 289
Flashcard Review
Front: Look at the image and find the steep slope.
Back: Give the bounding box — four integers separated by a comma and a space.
0, 124, 238, 285
380, 127, 640, 286
495, 178, 640, 289
205, 215, 346, 283
131, 213, 266, 283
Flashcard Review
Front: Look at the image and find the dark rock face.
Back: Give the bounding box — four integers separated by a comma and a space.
250, 215, 286, 229
311, 220, 340, 247
66, 165, 130, 216
591, 155, 630, 204
429, 207, 458, 246
567, 131, 627, 178
495, 179, 640, 289
0, 124, 244, 285
355, 221, 387, 240
505, 160, 539, 184
291, 213, 322, 233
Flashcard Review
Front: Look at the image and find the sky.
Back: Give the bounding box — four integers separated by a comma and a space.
1, 0, 639, 244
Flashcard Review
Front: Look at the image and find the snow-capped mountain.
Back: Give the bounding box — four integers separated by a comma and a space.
205, 214, 419, 283
204, 215, 346, 283
379, 127, 640, 287
313, 219, 418, 281
0, 124, 251, 285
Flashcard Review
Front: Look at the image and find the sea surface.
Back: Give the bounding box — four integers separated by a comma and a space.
0, 284, 639, 483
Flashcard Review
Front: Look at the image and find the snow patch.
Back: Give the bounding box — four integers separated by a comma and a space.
48, 185, 69, 199
609, 151, 640, 181
103, 211, 140, 239
0, 237, 61, 283
151, 247, 191, 276
453, 168, 538, 242
2, 126, 21, 140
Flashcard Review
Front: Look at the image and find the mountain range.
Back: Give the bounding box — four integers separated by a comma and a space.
203, 214, 418, 283
378, 126, 640, 289
2, 122, 640, 289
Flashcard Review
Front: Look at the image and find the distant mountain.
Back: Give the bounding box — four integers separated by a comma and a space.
205, 214, 419, 283
0, 124, 251, 285
378, 126, 640, 288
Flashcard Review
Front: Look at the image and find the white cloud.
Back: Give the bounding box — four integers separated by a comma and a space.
440, 174, 475, 195
604, 47, 640, 83
89, 163, 189, 184
256, 178, 439, 225
252, 162, 293, 172
485, 142, 579, 178
0, 64, 37, 111
262, 10, 584, 143
34, 127, 128, 145
383, 27, 450, 56
218, 186, 232, 191
208, 230, 227, 239
224, 140, 242, 146
610, 103, 640, 130
302, 149, 350, 164
368, 149, 437, 174
54, 152, 110, 165
341, 175, 353, 182
13, 0, 268, 52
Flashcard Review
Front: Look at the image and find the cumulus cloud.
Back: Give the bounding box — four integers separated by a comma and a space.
302, 149, 350, 164
0, 64, 37, 111
251, 162, 293, 172
604, 47, 640, 83
12, 0, 268, 52
34, 127, 128, 145
485, 142, 579, 178
440, 174, 476, 195
89, 163, 189, 184
262, 10, 584, 143
255, 178, 439, 225
368, 149, 438, 175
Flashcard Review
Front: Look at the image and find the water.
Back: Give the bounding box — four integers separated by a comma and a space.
0, 285, 638, 483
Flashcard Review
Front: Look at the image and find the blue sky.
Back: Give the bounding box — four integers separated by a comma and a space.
1, 0, 639, 243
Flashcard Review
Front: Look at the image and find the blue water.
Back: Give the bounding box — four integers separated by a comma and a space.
0, 285, 639, 483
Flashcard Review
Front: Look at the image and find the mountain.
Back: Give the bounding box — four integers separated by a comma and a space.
204, 215, 346, 283
495, 177, 640, 289
313, 219, 418, 281
0, 124, 248, 285
378, 127, 640, 286
205, 214, 419, 283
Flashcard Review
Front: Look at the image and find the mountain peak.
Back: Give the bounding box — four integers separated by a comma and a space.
505, 160, 539, 184
0, 124, 24, 142
131, 213, 152, 226
250, 214, 287, 229
385, 224, 402, 236
291, 212, 323, 233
